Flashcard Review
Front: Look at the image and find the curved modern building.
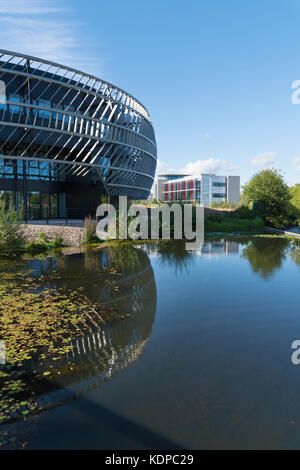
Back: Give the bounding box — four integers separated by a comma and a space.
0, 50, 157, 219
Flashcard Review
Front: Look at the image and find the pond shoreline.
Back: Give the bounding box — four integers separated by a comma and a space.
2, 227, 300, 262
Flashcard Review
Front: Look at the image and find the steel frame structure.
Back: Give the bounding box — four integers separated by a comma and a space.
0, 49, 157, 202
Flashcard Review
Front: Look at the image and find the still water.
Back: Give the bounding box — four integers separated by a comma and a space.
2, 235, 300, 449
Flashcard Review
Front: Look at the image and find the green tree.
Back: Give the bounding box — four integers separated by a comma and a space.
0, 205, 26, 257
289, 184, 300, 226
241, 168, 291, 228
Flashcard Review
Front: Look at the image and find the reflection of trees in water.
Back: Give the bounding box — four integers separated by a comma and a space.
141, 239, 241, 272
158, 241, 195, 272
241, 237, 290, 279
141, 240, 195, 273
289, 240, 300, 267
83, 245, 140, 274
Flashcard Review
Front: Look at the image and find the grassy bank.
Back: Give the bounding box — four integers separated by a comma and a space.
25, 232, 66, 254
204, 216, 264, 232
0, 206, 267, 258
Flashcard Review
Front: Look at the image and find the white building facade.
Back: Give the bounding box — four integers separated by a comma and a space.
161, 174, 240, 205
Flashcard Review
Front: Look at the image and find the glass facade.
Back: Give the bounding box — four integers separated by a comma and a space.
0, 159, 62, 181
0, 190, 15, 209
163, 176, 228, 204
0, 190, 65, 219
0, 51, 157, 215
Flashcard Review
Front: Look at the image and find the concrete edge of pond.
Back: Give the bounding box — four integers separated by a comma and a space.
264, 226, 300, 239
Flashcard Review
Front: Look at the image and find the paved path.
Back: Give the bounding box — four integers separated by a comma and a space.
264, 226, 300, 239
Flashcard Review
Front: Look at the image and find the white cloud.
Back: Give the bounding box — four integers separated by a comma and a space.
250, 152, 277, 167
180, 157, 234, 176
156, 159, 166, 172
292, 156, 300, 164
0, 0, 64, 14
155, 159, 174, 175
0, 0, 100, 72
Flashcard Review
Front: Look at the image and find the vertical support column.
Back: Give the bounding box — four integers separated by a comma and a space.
23, 160, 28, 221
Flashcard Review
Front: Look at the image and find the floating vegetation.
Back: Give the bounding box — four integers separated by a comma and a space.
0, 267, 127, 432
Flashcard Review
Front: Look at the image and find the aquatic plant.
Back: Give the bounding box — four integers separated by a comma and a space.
25, 233, 66, 255
0, 267, 125, 429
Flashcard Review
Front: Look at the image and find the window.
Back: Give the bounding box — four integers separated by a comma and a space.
64, 105, 75, 124
40, 193, 49, 219
0, 191, 15, 209
50, 193, 57, 218
9, 94, 21, 114
17, 160, 23, 178
1, 160, 14, 178
16, 192, 24, 211
25, 161, 55, 181
213, 182, 225, 187
27, 161, 40, 180
59, 193, 66, 218
38, 99, 51, 119
212, 193, 225, 198
52, 104, 63, 121
28, 192, 40, 219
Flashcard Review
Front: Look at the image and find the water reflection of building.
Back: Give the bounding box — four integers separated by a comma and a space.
27, 256, 58, 276
201, 239, 239, 255
23, 246, 157, 413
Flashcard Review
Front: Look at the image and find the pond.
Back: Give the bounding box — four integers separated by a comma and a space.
1, 235, 300, 450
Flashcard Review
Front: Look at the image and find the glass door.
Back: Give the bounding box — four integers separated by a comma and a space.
29, 192, 40, 219
41, 193, 49, 219
49, 193, 57, 218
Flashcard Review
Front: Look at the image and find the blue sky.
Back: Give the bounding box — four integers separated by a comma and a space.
1, 0, 300, 187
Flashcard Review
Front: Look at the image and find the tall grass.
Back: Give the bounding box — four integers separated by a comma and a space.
82, 215, 100, 244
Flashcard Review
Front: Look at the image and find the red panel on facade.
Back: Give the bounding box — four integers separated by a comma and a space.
190, 179, 194, 200
183, 181, 186, 200
165, 183, 168, 201
171, 183, 174, 201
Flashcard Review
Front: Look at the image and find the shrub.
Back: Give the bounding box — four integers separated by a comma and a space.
242, 168, 292, 228
0, 206, 26, 258
49, 233, 66, 249
36, 232, 49, 243
26, 232, 66, 254
210, 201, 238, 209
204, 216, 264, 232
289, 185, 300, 226
232, 205, 256, 220
25, 241, 48, 255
